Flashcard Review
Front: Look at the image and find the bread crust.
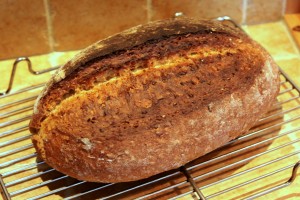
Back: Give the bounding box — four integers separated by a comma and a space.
29, 17, 280, 183
30, 17, 243, 120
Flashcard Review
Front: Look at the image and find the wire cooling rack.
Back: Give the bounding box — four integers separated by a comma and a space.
1, 17, 300, 200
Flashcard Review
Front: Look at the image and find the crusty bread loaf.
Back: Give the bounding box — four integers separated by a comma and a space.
29, 17, 280, 183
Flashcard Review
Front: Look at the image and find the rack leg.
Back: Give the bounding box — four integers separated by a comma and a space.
181, 166, 207, 200
0, 174, 11, 200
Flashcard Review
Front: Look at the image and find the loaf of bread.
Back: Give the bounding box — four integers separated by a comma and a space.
29, 17, 280, 183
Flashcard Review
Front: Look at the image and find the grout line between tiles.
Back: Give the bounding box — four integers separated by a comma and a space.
274, 54, 300, 62
241, 0, 248, 25
282, 0, 287, 16
43, 0, 54, 52
147, 0, 152, 22
285, 123, 300, 159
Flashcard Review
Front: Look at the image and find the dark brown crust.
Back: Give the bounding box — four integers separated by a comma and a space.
56, 17, 243, 82
30, 17, 245, 131
29, 17, 280, 183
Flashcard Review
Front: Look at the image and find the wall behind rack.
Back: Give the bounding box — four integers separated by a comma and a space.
0, 0, 287, 60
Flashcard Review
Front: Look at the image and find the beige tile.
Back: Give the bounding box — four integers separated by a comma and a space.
245, 21, 299, 60
276, 58, 300, 87
0, 0, 50, 60
50, 0, 148, 51
246, 0, 284, 25
151, 0, 243, 24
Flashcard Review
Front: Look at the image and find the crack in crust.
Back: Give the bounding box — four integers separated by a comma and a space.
30, 17, 245, 128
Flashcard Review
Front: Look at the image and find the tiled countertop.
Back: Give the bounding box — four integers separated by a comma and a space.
244, 21, 300, 87
1, 20, 299, 98
0, 20, 299, 199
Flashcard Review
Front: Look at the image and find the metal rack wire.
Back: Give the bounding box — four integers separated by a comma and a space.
0, 17, 300, 200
